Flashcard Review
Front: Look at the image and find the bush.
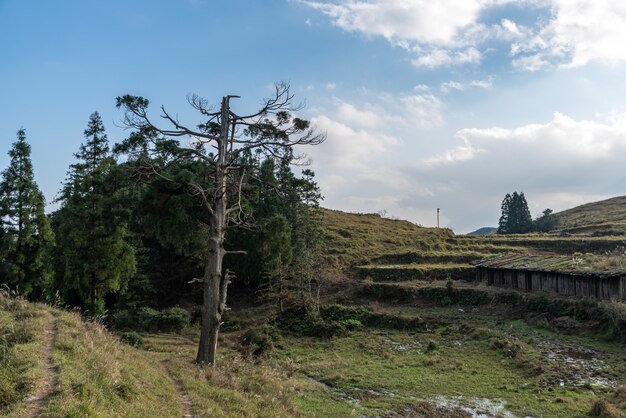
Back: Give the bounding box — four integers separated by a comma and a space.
339, 319, 363, 330
118, 331, 144, 348
158, 307, 190, 331
275, 310, 347, 338
276, 305, 425, 338
110, 310, 135, 331
137, 307, 161, 332
241, 324, 278, 357
112, 307, 190, 333
590, 398, 622, 418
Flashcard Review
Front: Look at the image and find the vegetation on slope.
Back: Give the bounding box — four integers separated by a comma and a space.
552, 195, 626, 235
321, 209, 455, 268
0, 291, 303, 417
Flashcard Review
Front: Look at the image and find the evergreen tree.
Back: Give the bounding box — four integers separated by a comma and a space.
0, 129, 54, 296
497, 193, 512, 234
498, 191, 533, 234
533, 208, 557, 232
515, 192, 533, 233
55, 112, 135, 313
260, 214, 292, 312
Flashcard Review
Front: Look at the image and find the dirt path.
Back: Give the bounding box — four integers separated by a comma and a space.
24, 313, 58, 418
162, 360, 196, 418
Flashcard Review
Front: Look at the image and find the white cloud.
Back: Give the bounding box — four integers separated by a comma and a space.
447, 112, 626, 160
513, 1, 626, 69
302, 0, 626, 71
300, 0, 490, 46
399, 94, 443, 127
441, 76, 494, 92
304, 93, 445, 226
300, 0, 496, 69
411, 47, 482, 68
309, 114, 400, 170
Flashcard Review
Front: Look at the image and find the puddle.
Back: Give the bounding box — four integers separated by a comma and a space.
308, 377, 397, 408
422, 395, 518, 418
309, 376, 516, 417
536, 340, 616, 389
380, 336, 422, 353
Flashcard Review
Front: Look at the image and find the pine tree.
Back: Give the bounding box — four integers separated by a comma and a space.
260, 214, 292, 312
0, 129, 54, 297
497, 193, 512, 234
516, 192, 533, 233
498, 191, 533, 234
55, 112, 135, 313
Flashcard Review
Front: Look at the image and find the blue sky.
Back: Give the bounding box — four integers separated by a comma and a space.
2, 0, 626, 232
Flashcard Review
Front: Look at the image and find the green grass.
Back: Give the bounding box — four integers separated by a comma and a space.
553, 195, 626, 235
321, 209, 455, 267
41, 311, 181, 417
270, 305, 626, 417
142, 333, 299, 418
0, 295, 49, 417
0, 292, 302, 417
356, 263, 475, 282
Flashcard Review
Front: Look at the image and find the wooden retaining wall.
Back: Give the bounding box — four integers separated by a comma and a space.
476, 267, 625, 301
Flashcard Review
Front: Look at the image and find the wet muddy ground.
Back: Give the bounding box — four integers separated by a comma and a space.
280, 305, 626, 417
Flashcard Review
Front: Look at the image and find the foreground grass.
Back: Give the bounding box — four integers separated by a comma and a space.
0, 293, 182, 418
41, 310, 181, 417
142, 332, 299, 417
0, 295, 49, 417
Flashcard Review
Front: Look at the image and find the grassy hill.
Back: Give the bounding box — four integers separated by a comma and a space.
0, 291, 297, 417
553, 195, 626, 235
466, 227, 497, 236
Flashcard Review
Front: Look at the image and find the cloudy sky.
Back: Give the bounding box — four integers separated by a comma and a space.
1, 0, 626, 232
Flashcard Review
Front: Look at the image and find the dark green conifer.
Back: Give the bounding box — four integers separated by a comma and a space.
55, 112, 135, 313
0, 129, 54, 297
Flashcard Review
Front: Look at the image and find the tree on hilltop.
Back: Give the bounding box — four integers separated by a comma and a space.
497, 191, 533, 234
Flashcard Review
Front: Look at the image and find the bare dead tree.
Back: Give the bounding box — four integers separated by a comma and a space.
116, 82, 325, 366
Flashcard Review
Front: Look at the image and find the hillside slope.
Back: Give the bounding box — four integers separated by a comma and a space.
553, 195, 626, 235
0, 293, 182, 417
0, 292, 297, 418
321, 209, 455, 268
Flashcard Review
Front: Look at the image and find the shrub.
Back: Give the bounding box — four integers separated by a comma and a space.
110, 310, 135, 331
137, 307, 161, 332
118, 331, 144, 348
241, 324, 278, 357
158, 307, 190, 332
339, 319, 363, 330
112, 307, 190, 333
275, 309, 346, 338
590, 398, 622, 418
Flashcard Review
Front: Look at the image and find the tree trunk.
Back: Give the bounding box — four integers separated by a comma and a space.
196, 96, 229, 366
196, 228, 223, 365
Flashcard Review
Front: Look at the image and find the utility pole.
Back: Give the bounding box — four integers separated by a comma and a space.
437, 208, 440, 228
